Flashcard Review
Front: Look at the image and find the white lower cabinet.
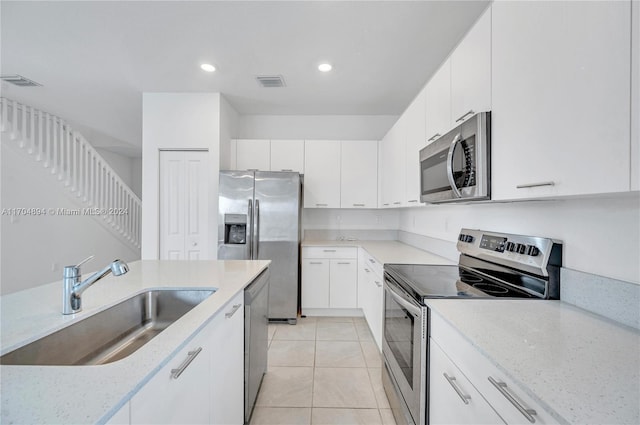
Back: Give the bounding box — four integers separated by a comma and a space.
301, 247, 358, 312
429, 340, 505, 425
210, 292, 244, 425
131, 326, 212, 424
431, 312, 558, 425
357, 249, 384, 351
129, 292, 244, 425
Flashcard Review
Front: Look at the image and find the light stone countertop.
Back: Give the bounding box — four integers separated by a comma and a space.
427, 299, 640, 425
302, 239, 455, 265
0, 259, 270, 425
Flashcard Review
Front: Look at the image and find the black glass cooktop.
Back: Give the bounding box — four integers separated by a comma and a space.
384, 263, 537, 301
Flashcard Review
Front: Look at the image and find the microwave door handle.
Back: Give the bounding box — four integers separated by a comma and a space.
446, 134, 463, 198
384, 284, 421, 317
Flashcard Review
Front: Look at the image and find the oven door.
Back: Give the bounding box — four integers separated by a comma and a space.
382, 276, 427, 425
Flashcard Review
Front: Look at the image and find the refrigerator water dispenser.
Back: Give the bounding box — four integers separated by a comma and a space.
224, 214, 247, 244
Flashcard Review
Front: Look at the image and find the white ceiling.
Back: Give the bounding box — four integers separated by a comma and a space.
1, 1, 489, 156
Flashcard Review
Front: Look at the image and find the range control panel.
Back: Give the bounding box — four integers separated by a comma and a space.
457, 228, 562, 277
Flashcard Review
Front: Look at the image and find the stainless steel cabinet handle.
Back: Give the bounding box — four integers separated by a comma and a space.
170, 347, 202, 379
383, 203, 390, 206
516, 181, 555, 189
247, 168, 259, 171
393, 202, 401, 205
427, 133, 441, 142
316, 203, 328, 207
488, 376, 537, 423
407, 199, 418, 203
309, 261, 324, 265
455, 109, 475, 123
444, 373, 471, 405
225, 303, 242, 319
323, 249, 336, 252
374, 281, 382, 288
280, 169, 293, 171
336, 262, 351, 265
368, 259, 375, 264
364, 268, 371, 273
353, 203, 365, 207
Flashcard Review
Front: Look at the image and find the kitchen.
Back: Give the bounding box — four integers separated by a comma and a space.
1, 1, 639, 425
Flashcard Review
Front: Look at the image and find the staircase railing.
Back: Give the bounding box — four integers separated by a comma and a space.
1, 98, 141, 249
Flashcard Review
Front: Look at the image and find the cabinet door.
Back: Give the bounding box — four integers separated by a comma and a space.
329, 259, 357, 308
301, 259, 330, 309
380, 118, 406, 208
379, 130, 393, 208
236, 139, 271, 171
303, 140, 341, 208
131, 328, 211, 424
491, 1, 631, 200
270, 140, 304, 173
632, 1, 639, 191
425, 59, 452, 144
450, 6, 491, 126
210, 292, 244, 425
429, 340, 505, 425
404, 87, 427, 205
340, 140, 378, 208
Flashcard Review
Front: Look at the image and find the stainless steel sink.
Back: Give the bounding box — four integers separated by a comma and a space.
0, 289, 215, 366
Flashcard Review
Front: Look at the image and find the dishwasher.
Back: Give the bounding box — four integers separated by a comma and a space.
244, 269, 270, 424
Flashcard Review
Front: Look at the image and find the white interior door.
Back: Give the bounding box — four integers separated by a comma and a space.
160, 150, 209, 260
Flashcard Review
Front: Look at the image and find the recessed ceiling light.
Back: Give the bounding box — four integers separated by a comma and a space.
200, 63, 216, 73
318, 63, 332, 72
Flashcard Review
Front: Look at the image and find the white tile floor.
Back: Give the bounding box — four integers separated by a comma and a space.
251, 316, 396, 425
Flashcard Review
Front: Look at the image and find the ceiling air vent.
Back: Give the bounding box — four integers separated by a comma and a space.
256, 75, 286, 88
1, 75, 42, 87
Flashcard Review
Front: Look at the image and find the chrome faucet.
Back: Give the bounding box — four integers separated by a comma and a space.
62, 256, 129, 315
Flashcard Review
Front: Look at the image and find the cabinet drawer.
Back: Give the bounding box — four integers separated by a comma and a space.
302, 246, 357, 259
431, 313, 558, 424
360, 249, 383, 277
430, 338, 505, 424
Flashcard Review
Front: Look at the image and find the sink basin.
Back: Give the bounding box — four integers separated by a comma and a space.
0, 289, 215, 366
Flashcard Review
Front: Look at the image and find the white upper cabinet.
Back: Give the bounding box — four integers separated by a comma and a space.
236, 139, 270, 171
304, 140, 341, 208
491, 1, 632, 200
270, 140, 305, 173
341, 140, 378, 208
425, 59, 452, 145
404, 86, 427, 205
450, 5, 492, 125
379, 117, 406, 208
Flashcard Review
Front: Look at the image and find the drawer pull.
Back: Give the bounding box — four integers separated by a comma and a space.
280, 169, 293, 171
443, 373, 471, 405
247, 168, 259, 171
383, 203, 390, 206
323, 249, 336, 253
455, 109, 475, 123
353, 203, 365, 207
364, 268, 371, 273
316, 203, 328, 207
170, 347, 202, 379
336, 262, 351, 265
393, 202, 401, 205
368, 259, 375, 264
516, 181, 555, 189
309, 261, 323, 265
427, 133, 441, 142
374, 281, 382, 288
225, 303, 242, 319
488, 376, 537, 423
407, 199, 418, 203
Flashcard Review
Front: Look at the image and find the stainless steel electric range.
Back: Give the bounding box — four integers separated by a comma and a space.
382, 228, 562, 425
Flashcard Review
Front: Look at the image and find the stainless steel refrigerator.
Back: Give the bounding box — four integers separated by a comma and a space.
218, 171, 301, 324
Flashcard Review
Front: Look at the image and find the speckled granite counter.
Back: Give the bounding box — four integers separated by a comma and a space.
0, 260, 270, 425
427, 299, 640, 425
302, 239, 455, 265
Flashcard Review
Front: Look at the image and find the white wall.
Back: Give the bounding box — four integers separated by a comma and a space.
0, 142, 140, 295
141, 93, 221, 260
398, 194, 640, 284
219, 95, 240, 170
95, 148, 142, 198
238, 115, 398, 140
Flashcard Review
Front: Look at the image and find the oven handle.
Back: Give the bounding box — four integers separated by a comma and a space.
446, 133, 463, 198
384, 281, 421, 317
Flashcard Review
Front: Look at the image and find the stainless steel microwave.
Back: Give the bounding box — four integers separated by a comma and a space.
419, 111, 490, 203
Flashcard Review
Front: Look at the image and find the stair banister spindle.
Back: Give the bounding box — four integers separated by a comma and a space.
37, 111, 44, 161
44, 113, 51, 168
52, 117, 58, 174
11, 99, 18, 140
1, 98, 6, 132
64, 125, 71, 185
20, 101, 27, 148
29, 106, 36, 155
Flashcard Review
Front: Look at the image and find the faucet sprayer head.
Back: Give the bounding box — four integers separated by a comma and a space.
110, 260, 129, 276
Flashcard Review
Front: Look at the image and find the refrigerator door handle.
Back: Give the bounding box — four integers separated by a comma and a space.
248, 199, 254, 260
254, 199, 260, 259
